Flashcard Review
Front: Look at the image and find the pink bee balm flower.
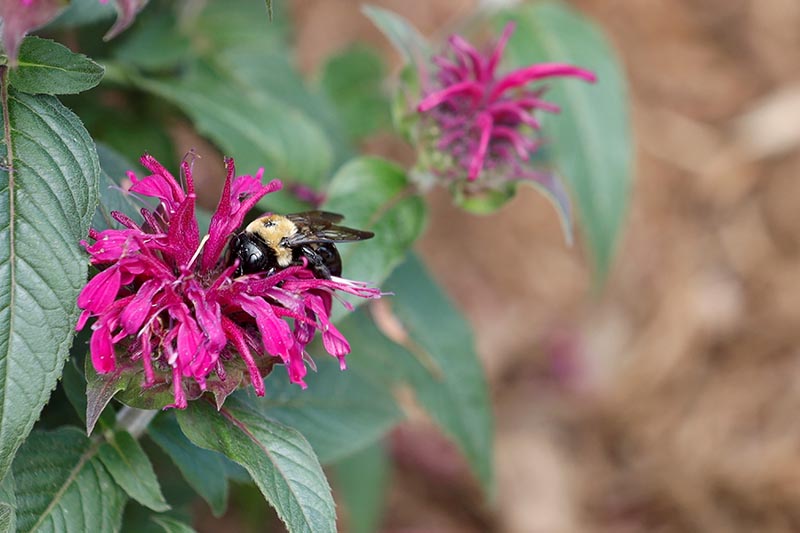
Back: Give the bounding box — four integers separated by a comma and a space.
417, 22, 596, 185
76, 154, 381, 409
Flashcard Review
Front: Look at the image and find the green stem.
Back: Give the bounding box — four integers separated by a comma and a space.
116, 406, 157, 439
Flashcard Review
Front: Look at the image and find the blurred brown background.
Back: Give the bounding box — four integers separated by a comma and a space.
224, 0, 800, 531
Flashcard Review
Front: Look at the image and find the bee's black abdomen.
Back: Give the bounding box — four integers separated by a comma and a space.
317, 243, 342, 277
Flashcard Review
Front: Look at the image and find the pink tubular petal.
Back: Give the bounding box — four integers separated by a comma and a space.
487, 22, 516, 78
222, 317, 265, 396
468, 113, 494, 181
90, 325, 116, 373
105, 0, 148, 40
78, 266, 121, 313
201, 157, 282, 271
140, 328, 156, 387
517, 96, 561, 114
237, 294, 294, 359
0, 0, 66, 66
166, 360, 187, 409
286, 344, 308, 388
418, 81, 484, 112
120, 278, 163, 334
448, 34, 484, 80
493, 126, 534, 159
490, 63, 596, 102
166, 195, 200, 266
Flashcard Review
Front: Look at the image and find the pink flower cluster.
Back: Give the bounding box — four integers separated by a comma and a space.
77, 155, 381, 408
418, 22, 596, 184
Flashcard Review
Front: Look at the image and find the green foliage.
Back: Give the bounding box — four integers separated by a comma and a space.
336, 256, 494, 493
0, 85, 99, 480
152, 516, 197, 533
9, 37, 104, 95
177, 397, 336, 533
333, 442, 389, 533
12, 428, 127, 533
323, 157, 426, 318
256, 357, 402, 464
321, 46, 390, 141
499, 2, 632, 281
362, 5, 431, 67
384, 256, 494, 491
148, 414, 229, 517
98, 430, 170, 512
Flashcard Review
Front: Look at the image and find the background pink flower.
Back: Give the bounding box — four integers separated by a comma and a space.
418, 22, 596, 185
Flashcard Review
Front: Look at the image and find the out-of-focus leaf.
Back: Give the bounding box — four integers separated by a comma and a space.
47, 0, 115, 29
383, 255, 494, 492
499, 2, 632, 281
256, 358, 402, 464
320, 46, 390, 141
132, 60, 333, 187
9, 37, 104, 95
333, 442, 389, 533
12, 428, 126, 532
94, 144, 141, 230
177, 397, 336, 533
98, 430, 170, 512
152, 516, 197, 533
148, 413, 229, 517
112, 10, 191, 72
0, 86, 99, 480
362, 5, 431, 68
323, 157, 426, 318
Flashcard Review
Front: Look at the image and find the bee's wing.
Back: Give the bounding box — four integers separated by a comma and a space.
286, 211, 344, 225
285, 224, 374, 246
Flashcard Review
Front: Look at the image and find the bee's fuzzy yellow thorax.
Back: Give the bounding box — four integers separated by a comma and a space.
246, 215, 297, 266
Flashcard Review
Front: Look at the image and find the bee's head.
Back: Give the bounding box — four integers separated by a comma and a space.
245, 215, 296, 249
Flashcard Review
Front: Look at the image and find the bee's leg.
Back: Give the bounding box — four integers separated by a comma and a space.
299, 245, 332, 279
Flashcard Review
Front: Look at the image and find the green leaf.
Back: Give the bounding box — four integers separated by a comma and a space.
85, 357, 129, 436
256, 357, 402, 464
0, 84, 100, 479
12, 428, 127, 533
9, 37, 104, 95
47, 0, 116, 29
0, 470, 15, 533
61, 358, 88, 425
361, 5, 431, 67
333, 442, 389, 533
322, 157, 426, 318
152, 516, 197, 533
177, 397, 336, 533
111, 11, 192, 72
320, 46, 390, 141
94, 144, 142, 229
384, 255, 494, 492
500, 3, 632, 281
148, 413, 229, 517
131, 58, 333, 186
98, 430, 170, 512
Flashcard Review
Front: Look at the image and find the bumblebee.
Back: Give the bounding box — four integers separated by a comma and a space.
230, 211, 373, 279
